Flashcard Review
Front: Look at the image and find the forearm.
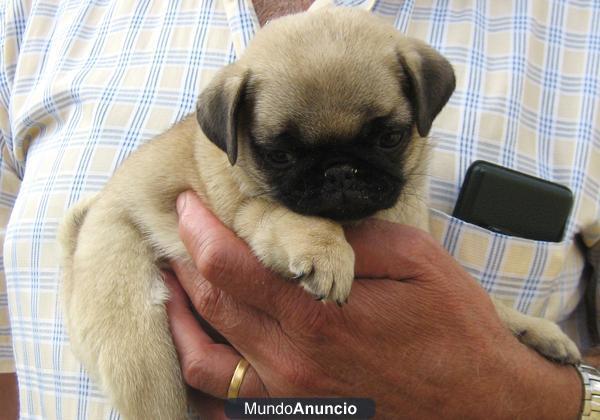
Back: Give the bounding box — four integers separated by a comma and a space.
0, 372, 19, 420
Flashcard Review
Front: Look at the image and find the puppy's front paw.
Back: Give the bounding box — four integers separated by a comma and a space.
517, 318, 581, 364
288, 238, 355, 304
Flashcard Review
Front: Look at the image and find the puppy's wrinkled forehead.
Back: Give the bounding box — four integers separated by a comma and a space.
241, 9, 413, 143
250, 65, 411, 144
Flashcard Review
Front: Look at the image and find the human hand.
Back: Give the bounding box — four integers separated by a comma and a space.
166, 191, 581, 419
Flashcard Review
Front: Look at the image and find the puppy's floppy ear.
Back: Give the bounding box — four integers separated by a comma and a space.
397, 39, 456, 137
196, 65, 250, 165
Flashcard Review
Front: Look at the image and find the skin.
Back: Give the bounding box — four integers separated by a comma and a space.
165, 191, 582, 419
0, 372, 18, 420
251, 0, 315, 26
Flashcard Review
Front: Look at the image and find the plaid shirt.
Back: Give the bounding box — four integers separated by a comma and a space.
1, 0, 599, 418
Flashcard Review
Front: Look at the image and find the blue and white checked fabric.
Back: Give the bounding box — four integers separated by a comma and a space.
0, 0, 598, 418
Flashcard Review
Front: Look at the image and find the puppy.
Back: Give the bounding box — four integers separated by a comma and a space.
59, 7, 580, 420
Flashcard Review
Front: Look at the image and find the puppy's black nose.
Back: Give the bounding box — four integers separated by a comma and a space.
324, 164, 359, 186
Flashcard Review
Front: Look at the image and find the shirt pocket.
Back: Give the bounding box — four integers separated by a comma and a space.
428, 208, 584, 322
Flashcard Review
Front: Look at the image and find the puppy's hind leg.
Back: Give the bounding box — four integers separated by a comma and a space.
492, 298, 581, 364
61, 209, 187, 420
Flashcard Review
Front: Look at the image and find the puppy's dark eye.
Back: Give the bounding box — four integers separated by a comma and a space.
266, 150, 294, 167
378, 131, 405, 149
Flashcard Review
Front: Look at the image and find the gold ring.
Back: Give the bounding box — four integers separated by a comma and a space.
227, 358, 250, 399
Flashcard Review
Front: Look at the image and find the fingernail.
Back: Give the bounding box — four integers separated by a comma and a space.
176, 191, 188, 216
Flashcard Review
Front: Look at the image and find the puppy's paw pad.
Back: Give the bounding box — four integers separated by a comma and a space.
517, 321, 581, 364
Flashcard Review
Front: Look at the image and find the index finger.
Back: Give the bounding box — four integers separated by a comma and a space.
177, 191, 312, 320
164, 270, 268, 399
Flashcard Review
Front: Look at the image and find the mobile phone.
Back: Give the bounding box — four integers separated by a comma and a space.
452, 160, 573, 242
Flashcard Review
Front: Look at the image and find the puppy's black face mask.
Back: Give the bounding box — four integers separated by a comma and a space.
249, 117, 413, 222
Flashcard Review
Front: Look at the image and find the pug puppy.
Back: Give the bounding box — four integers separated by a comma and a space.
59, 7, 580, 420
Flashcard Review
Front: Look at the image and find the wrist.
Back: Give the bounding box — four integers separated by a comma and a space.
487, 335, 582, 420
